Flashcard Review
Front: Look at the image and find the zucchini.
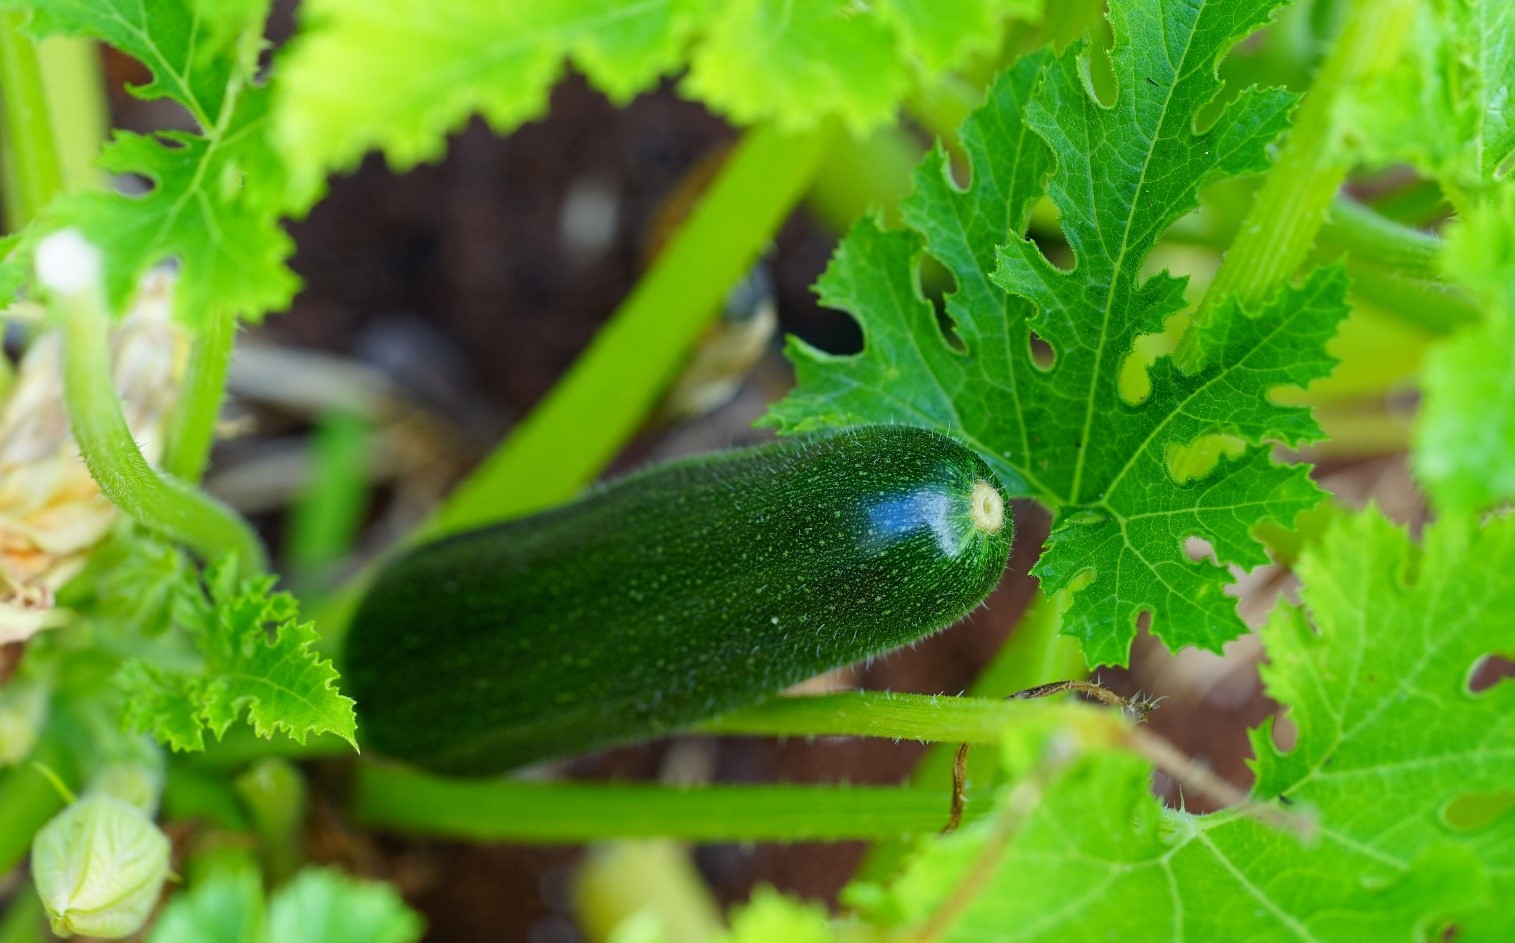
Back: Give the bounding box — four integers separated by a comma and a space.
345, 425, 1011, 775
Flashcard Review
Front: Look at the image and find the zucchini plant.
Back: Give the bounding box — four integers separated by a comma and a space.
0, 0, 1510, 940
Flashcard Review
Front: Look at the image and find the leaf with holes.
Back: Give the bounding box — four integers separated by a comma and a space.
821, 508, 1515, 940
0, 0, 295, 325
766, 0, 1350, 666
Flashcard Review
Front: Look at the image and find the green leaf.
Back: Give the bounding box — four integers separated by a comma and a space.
59, 529, 194, 637
721, 887, 834, 943
875, 0, 1042, 75
118, 556, 358, 752
266, 869, 424, 943
150, 863, 424, 943
1416, 185, 1515, 513
272, 0, 1046, 205
848, 508, 1513, 940
1340, 0, 1515, 202
766, 0, 1345, 666
2, 0, 296, 325
147, 861, 265, 943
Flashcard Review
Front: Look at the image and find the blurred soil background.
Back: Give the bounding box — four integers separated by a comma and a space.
96, 31, 1439, 943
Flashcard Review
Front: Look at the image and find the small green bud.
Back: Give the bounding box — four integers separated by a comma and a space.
32, 794, 171, 939
0, 680, 47, 766
88, 761, 164, 816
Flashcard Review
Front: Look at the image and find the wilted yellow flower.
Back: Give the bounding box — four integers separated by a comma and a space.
0, 271, 186, 644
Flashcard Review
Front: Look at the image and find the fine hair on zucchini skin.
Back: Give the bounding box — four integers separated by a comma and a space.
344, 424, 1012, 776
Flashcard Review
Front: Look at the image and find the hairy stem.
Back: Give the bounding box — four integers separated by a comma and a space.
354, 769, 984, 843
54, 251, 266, 574
1178, 0, 1417, 367
1316, 197, 1441, 280
854, 590, 1084, 882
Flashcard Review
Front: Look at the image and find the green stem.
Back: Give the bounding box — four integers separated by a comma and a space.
700, 689, 1073, 743
426, 122, 833, 538
54, 261, 267, 574
1317, 197, 1441, 280
355, 768, 983, 843
162, 307, 236, 483
854, 591, 1084, 881
0, 10, 63, 234
1344, 261, 1478, 334
285, 409, 371, 578
35, 37, 106, 193
0, 730, 74, 878
357, 692, 1122, 843
1177, 0, 1417, 368
1165, 194, 1474, 336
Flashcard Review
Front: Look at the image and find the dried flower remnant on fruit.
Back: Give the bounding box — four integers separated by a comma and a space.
0, 271, 186, 644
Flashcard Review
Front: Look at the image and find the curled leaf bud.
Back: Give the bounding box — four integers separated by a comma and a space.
32, 794, 170, 938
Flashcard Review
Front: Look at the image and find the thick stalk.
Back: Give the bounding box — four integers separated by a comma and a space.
0, 10, 62, 234
35, 37, 106, 192
1177, 0, 1418, 369
162, 307, 236, 483
354, 693, 1122, 844
701, 688, 1073, 743
1165, 195, 1476, 335
354, 770, 983, 843
426, 122, 832, 538
1316, 196, 1441, 280
48, 235, 266, 573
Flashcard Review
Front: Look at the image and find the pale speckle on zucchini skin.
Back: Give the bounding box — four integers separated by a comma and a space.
345, 424, 1013, 776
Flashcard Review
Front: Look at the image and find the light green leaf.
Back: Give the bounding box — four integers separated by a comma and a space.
147, 861, 265, 943
266, 869, 424, 943
150, 864, 424, 943
274, 0, 704, 205
681, 1, 909, 135
722, 887, 834, 943
876, 0, 1042, 75
1, 0, 296, 325
272, 0, 1047, 206
766, 0, 1344, 666
856, 508, 1513, 940
118, 557, 358, 752
60, 529, 194, 637
1416, 185, 1515, 513
1340, 0, 1515, 202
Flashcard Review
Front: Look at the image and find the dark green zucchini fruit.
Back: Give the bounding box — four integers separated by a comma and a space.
345, 424, 1011, 775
